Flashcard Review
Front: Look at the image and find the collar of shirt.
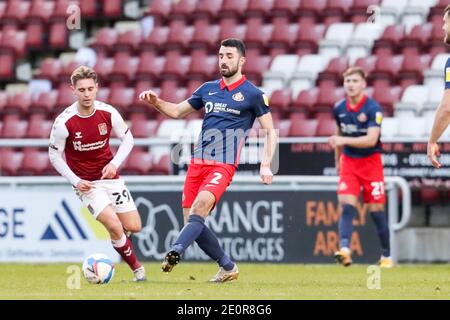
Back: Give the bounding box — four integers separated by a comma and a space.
346, 94, 367, 113
219, 75, 247, 91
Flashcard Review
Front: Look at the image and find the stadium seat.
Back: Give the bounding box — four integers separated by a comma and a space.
373, 25, 405, 56
293, 23, 326, 56
91, 28, 119, 54
28, 0, 54, 23
162, 53, 191, 81
349, 0, 381, 23
20, 148, 52, 176
101, 0, 123, 18
292, 88, 319, 115
1, 118, 28, 138
25, 22, 45, 49
93, 57, 115, 84
192, 0, 223, 21
371, 54, 403, 85
289, 118, 319, 137
317, 57, 349, 87
277, 119, 292, 137
191, 21, 220, 51
316, 118, 336, 137
0, 90, 7, 112
130, 119, 159, 138
141, 26, 169, 53
123, 150, 153, 175
145, 0, 171, 24
4, 92, 31, 115
319, 23, 354, 61
30, 90, 58, 115
219, 19, 247, 41
354, 56, 377, 77
0, 149, 24, 176
268, 21, 298, 54
2, 0, 30, 25
246, 0, 275, 19
1, 30, 27, 58
271, 0, 300, 20
314, 87, 345, 113
189, 54, 217, 81
110, 53, 139, 84
372, 85, 401, 116
107, 87, 134, 114
36, 58, 62, 83
298, 0, 327, 24
395, 85, 429, 116
220, 0, 249, 20
165, 23, 194, 52
290, 54, 328, 97
136, 53, 165, 82
378, 0, 408, 27
151, 154, 171, 175
26, 118, 52, 138
400, 24, 433, 55
79, 0, 98, 18
49, 22, 68, 49
170, 0, 197, 22
270, 89, 292, 115
400, 0, 437, 34
56, 85, 76, 113
424, 53, 450, 87
398, 53, 431, 86
0, 52, 14, 79
323, 0, 353, 25
346, 23, 384, 64
380, 117, 399, 138
114, 29, 142, 54
242, 55, 270, 86
244, 20, 273, 51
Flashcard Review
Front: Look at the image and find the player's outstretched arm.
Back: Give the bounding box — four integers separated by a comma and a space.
428, 90, 450, 168
138, 89, 195, 119
258, 112, 277, 185
329, 127, 380, 149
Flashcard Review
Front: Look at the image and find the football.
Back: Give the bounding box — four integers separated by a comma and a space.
82, 254, 115, 284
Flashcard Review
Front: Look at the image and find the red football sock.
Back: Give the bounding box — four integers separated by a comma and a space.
112, 234, 141, 271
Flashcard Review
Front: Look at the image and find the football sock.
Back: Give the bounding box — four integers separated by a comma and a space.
196, 225, 235, 271
339, 204, 357, 249
112, 233, 141, 271
171, 214, 205, 255
370, 211, 390, 257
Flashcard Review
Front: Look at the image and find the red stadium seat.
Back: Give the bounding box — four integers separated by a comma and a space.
162, 53, 191, 81
123, 150, 153, 175
115, 29, 142, 54
314, 87, 345, 112
354, 56, 377, 75
373, 25, 405, 56
421, 187, 441, 204
270, 89, 292, 114
20, 148, 50, 176
268, 21, 298, 53
101, 0, 122, 18
0, 53, 14, 79
136, 52, 166, 81
191, 21, 220, 51
0, 2, 5, 21
36, 58, 62, 83
349, 0, 380, 23
25, 23, 45, 49
371, 54, 403, 85
110, 53, 139, 84
144, 0, 171, 24
58, 60, 83, 84
93, 57, 115, 84
160, 87, 188, 103
30, 90, 58, 115
189, 54, 217, 80
293, 23, 326, 55
400, 24, 433, 54
292, 88, 319, 114
130, 119, 159, 138
1, 118, 28, 138
108, 87, 134, 114
398, 53, 431, 86
244, 20, 273, 50
91, 28, 119, 54
5, 92, 32, 115
0, 149, 24, 176
1, 30, 26, 58
2, 0, 30, 25
79, 0, 98, 18
220, 0, 249, 20
242, 55, 270, 86
316, 118, 336, 136
26, 118, 52, 138
141, 26, 169, 53
49, 22, 68, 49
289, 118, 318, 137
170, 0, 197, 22
165, 23, 194, 52
373, 85, 401, 117
193, 0, 223, 21
271, 0, 300, 22
28, 0, 54, 23
219, 19, 246, 41
298, 0, 327, 24
246, 0, 274, 18
56, 85, 76, 113
0, 91, 7, 112
277, 119, 292, 137
323, 0, 353, 25
317, 57, 349, 86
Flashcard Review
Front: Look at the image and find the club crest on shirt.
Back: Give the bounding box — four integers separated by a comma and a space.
357, 112, 367, 122
98, 123, 108, 135
232, 92, 244, 102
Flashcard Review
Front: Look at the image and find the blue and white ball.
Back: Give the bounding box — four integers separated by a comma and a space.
82, 253, 115, 284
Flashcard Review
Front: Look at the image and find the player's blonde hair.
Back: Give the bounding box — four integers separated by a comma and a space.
342, 67, 367, 80
70, 66, 98, 86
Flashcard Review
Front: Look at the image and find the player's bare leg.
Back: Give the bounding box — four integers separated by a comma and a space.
98, 206, 146, 281
368, 203, 393, 268
335, 195, 358, 266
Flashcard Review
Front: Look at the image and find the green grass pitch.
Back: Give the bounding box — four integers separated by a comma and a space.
0, 263, 449, 299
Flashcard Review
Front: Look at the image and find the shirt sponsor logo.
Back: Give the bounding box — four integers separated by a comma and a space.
98, 123, 108, 135
232, 92, 245, 102
375, 112, 383, 125
73, 139, 107, 151
75, 132, 83, 139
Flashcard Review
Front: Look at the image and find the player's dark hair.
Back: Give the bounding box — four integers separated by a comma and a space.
342, 67, 367, 80
220, 38, 246, 57
70, 66, 98, 86
445, 5, 450, 16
